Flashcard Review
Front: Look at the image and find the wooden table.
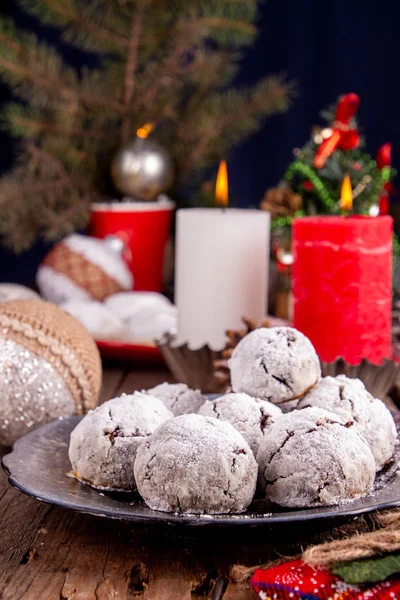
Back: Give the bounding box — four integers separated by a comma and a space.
0, 365, 397, 600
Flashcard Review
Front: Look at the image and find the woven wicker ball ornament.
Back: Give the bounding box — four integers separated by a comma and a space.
36, 234, 133, 305
0, 299, 102, 446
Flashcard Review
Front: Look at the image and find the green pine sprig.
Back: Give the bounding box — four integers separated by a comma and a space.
0, 0, 294, 251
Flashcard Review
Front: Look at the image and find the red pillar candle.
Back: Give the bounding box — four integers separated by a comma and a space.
292, 216, 393, 365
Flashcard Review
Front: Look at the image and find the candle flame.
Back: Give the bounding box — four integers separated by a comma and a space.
215, 160, 228, 207
340, 175, 353, 211
136, 123, 154, 139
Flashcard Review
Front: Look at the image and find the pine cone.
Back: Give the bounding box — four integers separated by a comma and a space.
260, 187, 302, 218
213, 316, 272, 393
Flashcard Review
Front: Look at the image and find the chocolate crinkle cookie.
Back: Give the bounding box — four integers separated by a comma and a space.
146, 382, 205, 416
228, 327, 321, 406
69, 392, 172, 491
257, 407, 375, 508
198, 392, 282, 456
134, 414, 257, 514
297, 375, 397, 471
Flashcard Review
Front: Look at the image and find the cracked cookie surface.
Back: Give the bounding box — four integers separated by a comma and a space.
297, 375, 397, 470
69, 392, 172, 491
228, 327, 321, 405
256, 406, 375, 508
134, 414, 257, 514
146, 382, 205, 416
198, 392, 282, 456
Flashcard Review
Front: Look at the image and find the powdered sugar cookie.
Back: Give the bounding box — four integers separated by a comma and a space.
69, 392, 172, 491
61, 300, 124, 340
297, 375, 397, 470
257, 407, 375, 508
134, 414, 257, 514
147, 383, 205, 416
199, 392, 282, 455
105, 291, 174, 322
123, 312, 177, 341
229, 327, 321, 406
0, 284, 40, 302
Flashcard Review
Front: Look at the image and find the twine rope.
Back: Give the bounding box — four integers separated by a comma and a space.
229, 510, 400, 582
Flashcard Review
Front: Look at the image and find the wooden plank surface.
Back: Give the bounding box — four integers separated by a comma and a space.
0, 366, 397, 600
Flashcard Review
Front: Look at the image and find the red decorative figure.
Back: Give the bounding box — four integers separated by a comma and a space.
251, 559, 400, 599
313, 93, 360, 169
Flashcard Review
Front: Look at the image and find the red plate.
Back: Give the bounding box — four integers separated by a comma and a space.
95, 339, 164, 363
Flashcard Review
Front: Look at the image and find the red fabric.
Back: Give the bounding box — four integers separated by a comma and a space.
313, 93, 360, 169
251, 559, 400, 599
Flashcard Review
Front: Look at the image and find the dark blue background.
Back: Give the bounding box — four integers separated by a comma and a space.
1, 0, 399, 283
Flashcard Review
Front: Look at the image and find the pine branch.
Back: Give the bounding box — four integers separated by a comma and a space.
179, 75, 294, 172
0, 144, 93, 251
3, 104, 109, 140
138, 18, 204, 109
18, 0, 129, 53
0, 145, 86, 204
198, 17, 256, 35
121, 0, 147, 142
0, 21, 126, 114
0, 0, 293, 249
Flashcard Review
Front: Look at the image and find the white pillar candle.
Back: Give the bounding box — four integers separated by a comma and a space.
175, 208, 270, 350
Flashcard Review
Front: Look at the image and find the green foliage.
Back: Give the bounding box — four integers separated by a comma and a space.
285, 140, 393, 218
0, 0, 293, 251
332, 552, 400, 584
278, 106, 396, 226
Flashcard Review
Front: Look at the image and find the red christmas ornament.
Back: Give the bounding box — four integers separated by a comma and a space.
303, 181, 314, 190
376, 143, 393, 215
313, 93, 360, 169
376, 142, 392, 169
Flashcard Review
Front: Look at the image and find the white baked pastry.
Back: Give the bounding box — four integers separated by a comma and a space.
257, 407, 375, 508
69, 392, 172, 491
105, 291, 175, 322
0, 284, 40, 302
297, 375, 397, 470
61, 300, 124, 340
229, 327, 321, 407
147, 383, 205, 416
123, 312, 177, 341
105, 291, 177, 341
198, 392, 282, 456
134, 414, 257, 514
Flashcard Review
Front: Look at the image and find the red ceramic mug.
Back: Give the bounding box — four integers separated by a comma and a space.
88, 198, 175, 292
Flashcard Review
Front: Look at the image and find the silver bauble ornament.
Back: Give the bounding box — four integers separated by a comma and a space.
111, 138, 175, 201
0, 338, 75, 446
0, 299, 102, 446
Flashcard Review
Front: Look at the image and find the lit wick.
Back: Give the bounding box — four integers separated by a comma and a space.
340, 174, 353, 212
215, 160, 228, 208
